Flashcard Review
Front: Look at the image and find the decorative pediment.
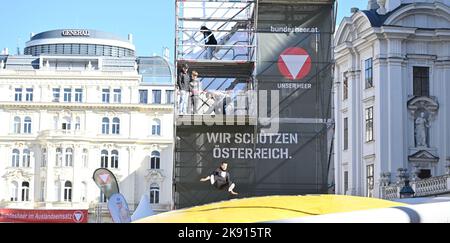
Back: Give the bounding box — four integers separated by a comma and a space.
144, 169, 165, 182
407, 96, 439, 117
409, 150, 439, 163
2, 169, 33, 181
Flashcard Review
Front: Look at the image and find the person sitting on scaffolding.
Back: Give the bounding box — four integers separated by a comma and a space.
190, 70, 202, 114
200, 161, 238, 195
200, 26, 217, 60
177, 63, 191, 115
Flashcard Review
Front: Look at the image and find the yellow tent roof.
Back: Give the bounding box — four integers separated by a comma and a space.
135, 195, 405, 223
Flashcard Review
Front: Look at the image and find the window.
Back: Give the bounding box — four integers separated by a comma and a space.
24, 117, 32, 134
111, 150, 119, 169
365, 58, 373, 89
15, 88, 22, 101
12, 149, 20, 167
13, 117, 21, 134
52, 88, 60, 102
139, 90, 148, 104
63, 88, 72, 102
65, 148, 73, 167
150, 151, 160, 169
151, 119, 161, 136
75, 88, 83, 102
343, 118, 348, 150
413, 67, 430, 97
64, 181, 72, 202
102, 89, 110, 103
102, 117, 110, 134
25, 88, 33, 102
343, 75, 348, 100
75, 117, 81, 130
150, 184, 160, 204
56, 148, 63, 166
21, 182, 30, 201
166, 90, 174, 104
10, 181, 18, 201
365, 107, 374, 142
62, 117, 71, 131
82, 149, 88, 168
112, 118, 120, 135
113, 89, 122, 103
366, 164, 374, 198
22, 149, 30, 167
41, 148, 47, 167
344, 171, 349, 195
101, 150, 109, 168
81, 182, 87, 202
152, 90, 162, 104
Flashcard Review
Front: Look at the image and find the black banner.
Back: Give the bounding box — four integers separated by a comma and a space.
257, 4, 333, 119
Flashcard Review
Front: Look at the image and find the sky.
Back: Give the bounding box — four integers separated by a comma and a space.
0, 0, 367, 58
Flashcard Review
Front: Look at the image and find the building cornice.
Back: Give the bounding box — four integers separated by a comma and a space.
0, 70, 140, 80
0, 102, 174, 112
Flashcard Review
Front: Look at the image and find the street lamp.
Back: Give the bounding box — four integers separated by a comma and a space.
399, 179, 415, 198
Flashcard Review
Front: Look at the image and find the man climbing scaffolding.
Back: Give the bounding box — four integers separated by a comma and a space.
200, 161, 238, 195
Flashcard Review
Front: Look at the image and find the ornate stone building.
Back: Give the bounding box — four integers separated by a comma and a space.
0, 29, 175, 222
334, 0, 450, 198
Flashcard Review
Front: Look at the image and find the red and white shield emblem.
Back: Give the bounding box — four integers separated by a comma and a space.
277, 47, 312, 80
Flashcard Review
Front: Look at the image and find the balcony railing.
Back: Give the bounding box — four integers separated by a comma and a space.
381, 174, 450, 199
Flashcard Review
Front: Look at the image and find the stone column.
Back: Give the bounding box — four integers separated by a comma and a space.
46, 145, 56, 204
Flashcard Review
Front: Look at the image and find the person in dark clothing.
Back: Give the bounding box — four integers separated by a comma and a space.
200, 161, 238, 195
200, 26, 217, 59
177, 63, 191, 114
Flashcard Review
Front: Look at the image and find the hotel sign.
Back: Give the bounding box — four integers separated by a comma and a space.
61, 30, 90, 37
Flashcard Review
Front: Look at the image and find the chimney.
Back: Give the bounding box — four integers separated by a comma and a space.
128, 34, 133, 44
2, 48, 8, 55
30, 32, 35, 39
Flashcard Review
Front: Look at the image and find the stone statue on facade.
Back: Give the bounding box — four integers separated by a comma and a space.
415, 112, 429, 147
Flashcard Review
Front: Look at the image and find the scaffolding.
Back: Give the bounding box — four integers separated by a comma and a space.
174, 0, 336, 209
175, 0, 257, 117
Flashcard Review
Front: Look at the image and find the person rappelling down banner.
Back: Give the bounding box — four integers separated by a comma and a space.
200, 161, 238, 195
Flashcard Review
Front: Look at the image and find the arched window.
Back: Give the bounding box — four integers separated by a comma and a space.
150, 184, 160, 204
151, 119, 161, 136
111, 150, 119, 169
101, 150, 108, 168
10, 181, 18, 201
11, 149, 20, 167
13, 117, 21, 134
22, 149, 30, 167
64, 181, 72, 202
102, 117, 110, 134
24, 116, 32, 134
65, 148, 73, 167
112, 118, 120, 135
56, 148, 62, 166
21, 182, 30, 201
82, 149, 88, 168
150, 151, 160, 169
